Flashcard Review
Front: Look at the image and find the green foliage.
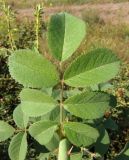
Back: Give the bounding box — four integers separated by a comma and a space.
48, 12, 86, 61
64, 48, 120, 87
64, 122, 99, 147
20, 88, 57, 117
0, 121, 15, 142
8, 132, 27, 160
13, 105, 29, 129
1, 11, 126, 160
45, 133, 60, 151
40, 107, 60, 122
64, 91, 112, 119
29, 121, 58, 146
8, 49, 59, 88
103, 117, 118, 130
0, 49, 22, 159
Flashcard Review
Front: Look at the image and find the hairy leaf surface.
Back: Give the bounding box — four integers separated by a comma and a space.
29, 121, 58, 145
20, 88, 57, 117
13, 105, 29, 129
64, 91, 111, 119
64, 122, 99, 147
0, 121, 14, 142
9, 132, 27, 160
9, 49, 59, 88
48, 12, 86, 61
64, 48, 120, 87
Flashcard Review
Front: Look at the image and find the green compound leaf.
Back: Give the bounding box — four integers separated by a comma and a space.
48, 12, 86, 61
13, 105, 29, 129
64, 122, 99, 147
20, 88, 57, 117
0, 121, 15, 142
64, 48, 120, 87
64, 91, 111, 119
9, 132, 27, 160
95, 127, 110, 156
9, 49, 59, 88
29, 121, 58, 146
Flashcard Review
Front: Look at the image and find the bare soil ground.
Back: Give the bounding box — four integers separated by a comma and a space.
16, 2, 129, 24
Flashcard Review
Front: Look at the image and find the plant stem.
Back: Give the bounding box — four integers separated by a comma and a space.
34, 4, 43, 50
58, 139, 70, 160
6, 9, 15, 50
58, 62, 71, 160
15, 128, 27, 133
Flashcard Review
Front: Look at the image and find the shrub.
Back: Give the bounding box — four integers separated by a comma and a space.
0, 12, 129, 160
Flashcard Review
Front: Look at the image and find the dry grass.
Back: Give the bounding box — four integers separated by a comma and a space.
78, 23, 129, 62
5, 0, 129, 9
1, 0, 129, 62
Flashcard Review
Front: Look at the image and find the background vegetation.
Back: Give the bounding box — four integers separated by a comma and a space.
6, 0, 129, 8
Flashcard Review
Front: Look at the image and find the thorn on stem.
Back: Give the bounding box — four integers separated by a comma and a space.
68, 146, 74, 155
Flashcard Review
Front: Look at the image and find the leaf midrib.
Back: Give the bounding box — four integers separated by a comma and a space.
65, 60, 119, 79
35, 125, 57, 138
65, 101, 108, 105
61, 13, 66, 61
